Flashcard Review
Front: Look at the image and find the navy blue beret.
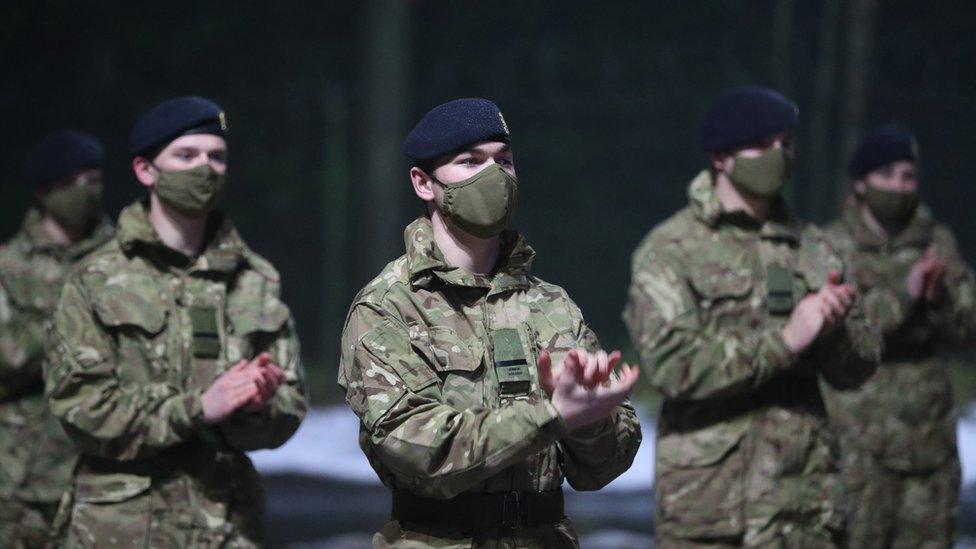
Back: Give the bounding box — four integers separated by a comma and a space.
701, 86, 799, 151
847, 124, 919, 179
403, 98, 510, 161
25, 129, 103, 189
129, 96, 226, 158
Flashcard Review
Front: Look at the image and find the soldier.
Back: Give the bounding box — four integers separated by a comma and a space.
623, 86, 882, 547
821, 124, 976, 548
44, 96, 307, 547
0, 130, 114, 547
339, 98, 642, 548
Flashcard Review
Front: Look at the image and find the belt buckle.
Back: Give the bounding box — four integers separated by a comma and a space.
501, 490, 522, 530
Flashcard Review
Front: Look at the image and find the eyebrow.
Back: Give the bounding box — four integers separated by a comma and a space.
465, 143, 511, 155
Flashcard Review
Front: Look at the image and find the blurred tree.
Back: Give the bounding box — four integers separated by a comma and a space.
321, 85, 350, 397
837, 0, 880, 202
361, 0, 411, 275
807, 0, 842, 222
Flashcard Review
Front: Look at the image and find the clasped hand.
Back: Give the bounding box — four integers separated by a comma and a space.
536, 348, 640, 432
201, 352, 286, 424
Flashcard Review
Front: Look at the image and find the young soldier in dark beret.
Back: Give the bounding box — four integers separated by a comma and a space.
44, 96, 307, 547
339, 98, 642, 547
623, 86, 881, 547
0, 130, 114, 546
821, 124, 976, 548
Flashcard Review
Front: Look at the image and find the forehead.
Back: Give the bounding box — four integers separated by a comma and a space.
450, 140, 511, 158
163, 133, 227, 151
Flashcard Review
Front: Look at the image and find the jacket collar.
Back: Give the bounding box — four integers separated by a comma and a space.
404, 216, 534, 295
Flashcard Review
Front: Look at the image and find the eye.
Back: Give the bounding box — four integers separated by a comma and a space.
496, 157, 512, 166
209, 152, 226, 163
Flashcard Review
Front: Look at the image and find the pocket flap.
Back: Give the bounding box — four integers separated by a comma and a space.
409, 325, 484, 373
688, 270, 753, 300
362, 324, 439, 393
75, 473, 151, 503
227, 295, 290, 335
0, 269, 58, 311
657, 419, 747, 468
91, 274, 167, 334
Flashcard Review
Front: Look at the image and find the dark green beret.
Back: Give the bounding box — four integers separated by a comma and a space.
847, 124, 919, 179
25, 129, 103, 189
701, 86, 798, 151
129, 95, 226, 158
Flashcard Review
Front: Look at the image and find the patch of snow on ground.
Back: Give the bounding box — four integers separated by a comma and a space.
252, 405, 976, 490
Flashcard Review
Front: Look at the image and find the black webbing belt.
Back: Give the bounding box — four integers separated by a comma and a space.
391, 489, 565, 531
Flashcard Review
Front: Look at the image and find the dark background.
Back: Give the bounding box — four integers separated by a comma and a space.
3, 0, 975, 404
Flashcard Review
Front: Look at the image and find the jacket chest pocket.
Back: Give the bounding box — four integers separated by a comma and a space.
91, 276, 170, 383
224, 293, 290, 364
410, 324, 486, 408
688, 270, 755, 328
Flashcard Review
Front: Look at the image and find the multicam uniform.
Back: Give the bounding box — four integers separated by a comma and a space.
821, 197, 976, 548
45, 200, 307, 547
339, 217, 642, 548
0, 210, 113, 547
623, 171, 881, 547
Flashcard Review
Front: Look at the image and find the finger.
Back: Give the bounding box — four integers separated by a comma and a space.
829, 285, 855, 312
562, 351, 582, 387
823, 291, 845, 315
612, 364, 639, 390
247, 352, 271, 370
582, 352, 599, 386
606, 351, 622, 382
828, 270, 842, 285
594, 350, 610, 384
229, 359, 249, 372
537, 350, 555, 394
249, 368, 269, 393
267, 364, 286, 384
566, 350, 586, 385
257, 370, 277, 400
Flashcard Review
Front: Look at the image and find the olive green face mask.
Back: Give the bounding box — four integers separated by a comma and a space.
729, 147, 793, 199
434, 164, 519, 239
41, 183, 102, 235
153, 163, 225, 219
862, 185, 918, 229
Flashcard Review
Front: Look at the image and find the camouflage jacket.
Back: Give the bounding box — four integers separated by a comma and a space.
45, 200, 307, 547
339, 217, 641, 547
821, 197, 976, 472
0, 209, 113, 504
623, 171, 881, 544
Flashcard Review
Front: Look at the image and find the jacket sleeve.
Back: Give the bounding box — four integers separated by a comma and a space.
219, 316, 308, 451
338, 302, 567, 499
44, 271, 207, 461
931, 226, 976, 346
622, 245, 796, 401
0, 281, 46, 400
559, 302, 641, 491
